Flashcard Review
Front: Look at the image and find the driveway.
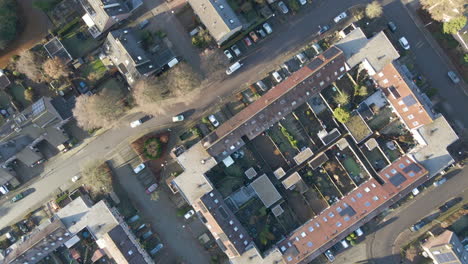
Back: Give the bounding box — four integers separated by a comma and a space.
333, 167, 468, 264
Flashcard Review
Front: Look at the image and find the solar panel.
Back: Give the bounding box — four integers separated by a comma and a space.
389, 86, 401, 98
403, 163, 422, 174
434, 252, 457, 263
31, 98, 45, 116
338, 205, 356, 217
389, 173, 407, 187
322, 47, 340, 60
306, 58, 324, 72
402, 95, 417, 107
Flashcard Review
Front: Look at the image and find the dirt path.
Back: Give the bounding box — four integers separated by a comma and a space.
0, 0, 52, 67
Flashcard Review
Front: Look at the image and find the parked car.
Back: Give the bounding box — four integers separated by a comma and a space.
77, 81, 89, 94
447, 71, 460, 84
398, 37, 410, 50
296, 52, 307, 64
298, 0, 307, 5
226, 61, 243, 75
278, 1, 289, 14
224, 50, 234, 60
411, 187, 420, 196
324, 250, 335, 262
172, 114, 184, 122
243, 37, 253, 47
139, 19, 150, 29
410, 220, 427, 232
6, 232, 16, 243
184, 209, 196, 219
208, 115, 220, 127
340, 240, 349, 248
433, 177, 447, 187
17, 221, 29, 233
133, 163, 146, 174
231, 44, 241, 56
150, 243, 164, 255
272, 71, 283, 83
439, 197, 462, 212
145, 183, 158, 194
249, 31, 259, 42
355, 227, 364, 237
11, 193, 24, 203
263, 23, 273, 34
318, 25, 330, 35
71, 175, 81, 182
256, 80, 268, 92
257, 29, 267, 38
334, 12, 347, 23
387, 21, 397, 32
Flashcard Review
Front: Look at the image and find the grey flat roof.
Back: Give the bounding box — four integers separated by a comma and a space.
250, 174, 282, 208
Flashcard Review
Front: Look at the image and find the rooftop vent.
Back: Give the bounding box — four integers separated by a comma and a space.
137, 56, 143, 60
219, 4, 224, 9
229, 19, 234, 24
123, 30, 128, 34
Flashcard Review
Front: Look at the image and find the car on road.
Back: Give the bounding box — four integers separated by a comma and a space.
243, 37, 253, 47
145, 183, 158, 194
208, 114, 220, 127
272, 71, 283, 83
256, 80, 268, 92
184, 209, 196, 219
249, 31, 259, 42
433, 177, 447, 187
318, 25, 330, 35
130, 115, 152, 128
257, 28, 267, 38
324, 250, 335, 262
439, 197, 462, 212
387, 21, 397, 32
447, 71, 460, 84
224, 50, 234, 60
226, 61, 243, 75
398, 37, 410, 50
334, 12, 347, 23
139, 19, 150, 29
278, 1, 289, 14
298, 0, 307, 5
231, 45, 241, 56
263, 23, 273, 34
11, 193, 24, 203
71, 175, 81, 182
133, 163, 146, 174
172, 114, 184, 122
410, 220, 427, 232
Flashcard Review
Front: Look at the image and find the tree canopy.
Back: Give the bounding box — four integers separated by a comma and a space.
43, 57, 70, 80
81, 160, 113, 194
333, 107, 351, 123
0, 0, 18, 50
16, 50, 44, 82
420, 0, 465, 22
365, 1, 383, 19
443, 16, 467, 34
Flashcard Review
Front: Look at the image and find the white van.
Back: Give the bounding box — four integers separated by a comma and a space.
340, 240, 349, 248
168, 58, 180, 68
226, 61, 243, 75
355, 227, 364, 237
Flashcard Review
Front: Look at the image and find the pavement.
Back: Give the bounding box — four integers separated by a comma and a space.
333, 167, 468, 264
0, 0, 467, 260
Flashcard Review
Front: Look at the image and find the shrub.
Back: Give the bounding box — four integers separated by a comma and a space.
333, 107, 351, 123
442, 16, 467, 35
280, 125, 298, 149
143, 138, 162, 159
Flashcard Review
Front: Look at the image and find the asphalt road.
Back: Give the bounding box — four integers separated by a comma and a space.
0, 0, 466, 253
366, 167, 468, 263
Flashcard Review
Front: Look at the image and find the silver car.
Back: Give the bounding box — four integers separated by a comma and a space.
447, 71, 460, 84
278, 1, 289, 14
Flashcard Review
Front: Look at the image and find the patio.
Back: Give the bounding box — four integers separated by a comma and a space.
322, 158, 356, 195
361, 146, 389, 172
303, 165, 342, 205
267, 123, 299, 165
293, 104, 324, 150
280, 113, 313, 150
250, 134, 289, 172
61, 26, 102, 58
367, 106, 395, 131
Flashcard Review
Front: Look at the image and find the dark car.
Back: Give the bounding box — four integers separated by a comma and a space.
387, 21, 397, 32
77, 81, 89, 94
439, 197, 463, 212
11, 193, 24, 203
410, 220, 427, 232
318, 25, 330, 35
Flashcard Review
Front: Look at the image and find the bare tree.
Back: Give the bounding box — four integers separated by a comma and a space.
166, 62, 201, 95
24, 87, 34, 101
43, 57, 70, 80
365, 1, 383, 19
73, 88, 126, 130
16, 50, 43, 82
81, 160, 113, 194
420, 0, 465, 22
200, 49, 229, 79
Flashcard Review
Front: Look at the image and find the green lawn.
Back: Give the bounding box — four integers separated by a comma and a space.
342, 157, 361, 177
96, 78, 127, 94
0, 91, 10, 108
81, 58, 107, 82
8, 84, 29, 108
61, 27, 102, 58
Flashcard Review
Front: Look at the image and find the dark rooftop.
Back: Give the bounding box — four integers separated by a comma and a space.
202, 47, 346, 161
107, 225, 148, 264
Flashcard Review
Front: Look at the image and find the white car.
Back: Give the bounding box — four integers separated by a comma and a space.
208, 115, 220, 127
226, 61, 243, 75
133, 163, 146, 174
411, 188, 420, 196
272, 71, 283, 83
130, 119, 142, 128
184, 209, 195, 219
263, 23, 273, 34
399, 37, 410, 50
172, 115, 184, 122
231, 45, 241, 56
224, 50, 233, 60
298, 0, 306, 5
71, 175, 81, 182
334, 12, 347, 23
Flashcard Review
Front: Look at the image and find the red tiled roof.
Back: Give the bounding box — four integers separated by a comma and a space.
201, 47, 346, 160
374, 62, 432, 130
278, 155, 428, 264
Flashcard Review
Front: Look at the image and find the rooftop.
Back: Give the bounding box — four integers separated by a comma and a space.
188, 0, 242, 43
336, 28, 400, 74
0, 70, 11, 89
16, 147, 43, 167
173, 142, 215, 205
43, 37, 73, 63
374, 62, 433, 130
282, 172, 302, 190
422, 230, 455, 249
230, 246, 285, 264
413, 115, 458, 177
0, 168, 15, 186
106, 225, 148, 264
202, 47, 346, 161
250, 174, 282, 208
278, 155, 428, 264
